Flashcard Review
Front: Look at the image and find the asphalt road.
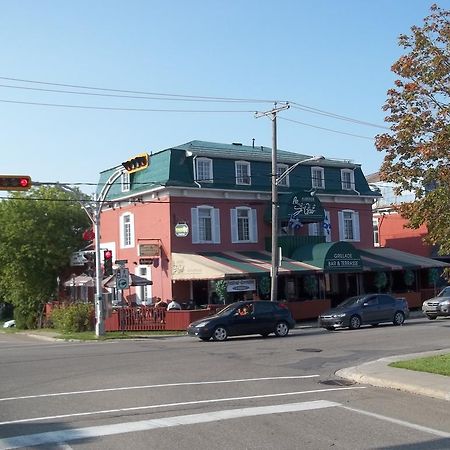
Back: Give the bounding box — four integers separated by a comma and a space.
0, 316, 449, 449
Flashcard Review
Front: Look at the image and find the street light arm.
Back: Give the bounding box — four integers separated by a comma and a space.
276, 155, 325, 186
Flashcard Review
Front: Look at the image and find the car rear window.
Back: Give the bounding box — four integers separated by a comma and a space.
255, 302, 275, 314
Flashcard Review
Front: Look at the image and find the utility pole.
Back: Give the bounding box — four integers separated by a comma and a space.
255, 102, 289, 302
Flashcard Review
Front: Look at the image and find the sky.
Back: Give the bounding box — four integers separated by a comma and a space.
0, 0, 446, 195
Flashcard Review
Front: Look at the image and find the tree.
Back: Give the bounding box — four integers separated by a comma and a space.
0, 186, 90, 328
375, 4, 450, 254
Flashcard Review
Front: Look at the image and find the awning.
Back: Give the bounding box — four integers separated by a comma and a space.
265, 192, 325, 226
359, 247, 450, 271
291, 242, 363, 272
171, 251, 320, 281
64, 274, 95, 287
103, 273, 153, 288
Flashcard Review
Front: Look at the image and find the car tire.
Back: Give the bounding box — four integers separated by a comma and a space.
349, 315, 361, 330
274, 321, 289, 337
426, 314, 437, 320
393, 311, 405, 326
212, 326, 228, 341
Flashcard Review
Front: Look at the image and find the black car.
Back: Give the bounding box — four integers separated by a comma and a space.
187, 300, 296, 341
318, 294, 409, 331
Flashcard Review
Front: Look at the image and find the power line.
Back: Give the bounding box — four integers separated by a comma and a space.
0, 99, 254, 113
278, 116, 375, 140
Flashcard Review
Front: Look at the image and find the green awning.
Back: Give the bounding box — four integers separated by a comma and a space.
265, 192, 325, 226
291, 242, 363, 272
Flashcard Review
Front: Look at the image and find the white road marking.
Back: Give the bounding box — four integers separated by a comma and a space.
0, 400, 340, 450
0, 375, 319, 402
0, 386, 365, 426
342, 405, 450, 438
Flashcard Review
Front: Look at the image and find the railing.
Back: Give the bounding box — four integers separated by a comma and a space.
114, 306, 167, 331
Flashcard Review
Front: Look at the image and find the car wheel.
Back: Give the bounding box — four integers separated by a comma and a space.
212, 326, 228, 341
393, 311, 405, 326
274, 321, 289, 337
426, 314, 437, 320
349, 315, 361, 330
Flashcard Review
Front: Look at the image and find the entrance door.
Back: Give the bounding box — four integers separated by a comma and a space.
192, 280, 209, 307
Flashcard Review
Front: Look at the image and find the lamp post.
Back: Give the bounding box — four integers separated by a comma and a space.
270, 155, 325, 302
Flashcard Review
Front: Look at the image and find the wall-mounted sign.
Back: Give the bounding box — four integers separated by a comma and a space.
139, 258, 153, 265
175, 222, 189, 237
226, 279, 256, 292
138, 243, 160, 257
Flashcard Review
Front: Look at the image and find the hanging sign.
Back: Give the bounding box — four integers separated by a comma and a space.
175, 222, 189, 237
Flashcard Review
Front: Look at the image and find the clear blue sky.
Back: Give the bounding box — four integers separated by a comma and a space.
0, 1, 443, 195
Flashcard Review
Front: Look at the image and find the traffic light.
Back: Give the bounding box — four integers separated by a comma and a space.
122, 153, 149, 173
0, 175, 31, 191
103, 249, 113, 277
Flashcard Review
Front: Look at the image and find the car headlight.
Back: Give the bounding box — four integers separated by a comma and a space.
332, 313, 346, 318
441, 300, 450, 306
195, 322, 208, 328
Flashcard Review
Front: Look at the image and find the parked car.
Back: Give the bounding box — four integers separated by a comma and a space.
422, 287, 450, 320
318, 294, 409, 331
187, 300, 296, 341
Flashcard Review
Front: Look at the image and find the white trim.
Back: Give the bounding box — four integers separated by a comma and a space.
230, 206, 257, 243
119, 212, 135, 248
195, 157, 213, 183
338, 209, 360, 242
191, 205, 220, 244
235, 161, 251, 185
341, 169, 354, 191
311, 166, 325, 189
121, 172, 130, 192
277, 164, 289, 187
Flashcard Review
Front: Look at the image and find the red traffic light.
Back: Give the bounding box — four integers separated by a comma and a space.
104, 250, 113, 259
0, 175, 32, 191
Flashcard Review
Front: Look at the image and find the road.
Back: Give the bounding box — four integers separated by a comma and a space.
0, 316, 449, 449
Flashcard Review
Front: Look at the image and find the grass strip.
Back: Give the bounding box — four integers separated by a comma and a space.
389, 353, 450, 377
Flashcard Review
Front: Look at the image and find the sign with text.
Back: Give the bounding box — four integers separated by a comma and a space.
138, 243, 160, 257
226, 279, 256, 292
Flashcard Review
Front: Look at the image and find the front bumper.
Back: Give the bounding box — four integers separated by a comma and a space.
318, 316, 347, 328
187, 325, 212, 339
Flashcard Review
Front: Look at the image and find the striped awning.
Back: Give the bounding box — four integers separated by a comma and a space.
171, 251, 320, 281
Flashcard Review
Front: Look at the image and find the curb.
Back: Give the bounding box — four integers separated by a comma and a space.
336, 349, 450, 402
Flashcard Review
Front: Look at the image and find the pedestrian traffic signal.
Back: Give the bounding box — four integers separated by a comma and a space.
122, 153, 149, 174
103, 249, 113, 277
0, 175, 32, 191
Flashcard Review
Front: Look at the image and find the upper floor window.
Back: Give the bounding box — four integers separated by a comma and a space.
231, 207, 258, 243
191, 206, 220, 243
121, 172, 130, 192
308, 210, 331, 242
311, 167, 325, 189
341, 169, 354, 190
373, 218, 380, 247
338, 209, 360, 242
120, 213, 135, 248
196, 158, 213, 183
277, 164, 289, 187
235, 161, 251, 185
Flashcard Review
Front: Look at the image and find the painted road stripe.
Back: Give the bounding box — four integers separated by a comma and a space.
0, 375, 319, 402
0, 400, 340, 450
0, 386, 365, 426
342, 406, 450, 438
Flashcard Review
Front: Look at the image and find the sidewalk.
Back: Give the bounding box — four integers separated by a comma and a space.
336, 349, 450, 402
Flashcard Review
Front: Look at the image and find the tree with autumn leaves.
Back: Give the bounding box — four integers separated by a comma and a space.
375, 4, 450, 256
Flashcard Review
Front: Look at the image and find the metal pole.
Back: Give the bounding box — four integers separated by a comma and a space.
270, 111, 279, 302
93, 205, 104, 337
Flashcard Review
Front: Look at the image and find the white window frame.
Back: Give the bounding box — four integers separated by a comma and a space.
121, 171, 130, 192
341, 169, 354, 191
276, 164, 289, 187
120, 213, 135, 248
191, 206, 221, 244
308, 210, 331, 242
235, 161, 251, 185
196, 157, 213, 183
373, 218, 380, 247
338, 209, 360, 242
135, 266, 152, 305
311, 166, 325, 189
230, 206, 258, 243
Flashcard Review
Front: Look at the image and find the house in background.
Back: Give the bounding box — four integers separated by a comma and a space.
95, 141, 447, 319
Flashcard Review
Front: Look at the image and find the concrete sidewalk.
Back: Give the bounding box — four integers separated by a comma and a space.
336, 349, 450, 402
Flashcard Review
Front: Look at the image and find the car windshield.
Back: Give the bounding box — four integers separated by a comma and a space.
337, 296, 365, 308
215, 304, 240, 316
437, 287, 450, 297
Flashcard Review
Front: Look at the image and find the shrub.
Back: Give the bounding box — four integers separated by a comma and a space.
51, 303, 94, 333
14, 305, 38, 329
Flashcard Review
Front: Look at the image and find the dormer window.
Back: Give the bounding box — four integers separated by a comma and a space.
121, 171, 130, 192
235, 161, 251, 185
341, 169, 354, 190
196, 157, 213, 183
311, 167, 325, 189
277, 164, 289, 187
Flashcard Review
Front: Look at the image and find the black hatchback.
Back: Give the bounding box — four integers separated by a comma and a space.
187, 300, 296, 341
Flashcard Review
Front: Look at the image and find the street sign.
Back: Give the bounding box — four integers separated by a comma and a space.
117, 268, 130, 290
115, 259, 128, 265
139, 258, 153, 265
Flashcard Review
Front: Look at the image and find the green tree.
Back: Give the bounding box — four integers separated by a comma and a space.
0, 186, 90, 328
375, 4, 450, 254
